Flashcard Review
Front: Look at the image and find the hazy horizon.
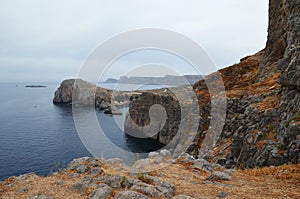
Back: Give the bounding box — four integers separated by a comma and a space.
0, 0, 269, 82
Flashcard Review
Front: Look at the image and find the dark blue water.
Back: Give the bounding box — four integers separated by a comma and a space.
0, 83, 162, 180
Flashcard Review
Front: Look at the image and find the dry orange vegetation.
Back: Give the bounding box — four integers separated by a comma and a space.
194, 50, 281, 109
0, 161, 299, 199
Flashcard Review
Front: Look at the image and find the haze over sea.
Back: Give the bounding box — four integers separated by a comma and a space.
0, 82, 165, 180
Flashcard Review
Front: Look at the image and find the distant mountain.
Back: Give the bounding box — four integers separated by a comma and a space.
107, 75, 203, 85
105, 78, 118, 83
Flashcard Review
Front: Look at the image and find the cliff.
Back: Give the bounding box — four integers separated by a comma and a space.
125, 92, 181, 145
53, 79, 113, 112
124, 0, 300, 168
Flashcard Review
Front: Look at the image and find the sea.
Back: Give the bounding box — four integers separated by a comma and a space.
0, 82, 168, 181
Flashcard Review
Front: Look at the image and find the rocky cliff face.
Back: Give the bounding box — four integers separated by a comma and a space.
203, 0, 300, 168
53, 79, 112, 111
124, 0, 300, 168
125, 92, 181, 145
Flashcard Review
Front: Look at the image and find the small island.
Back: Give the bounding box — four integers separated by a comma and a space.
25, 85, 47, 88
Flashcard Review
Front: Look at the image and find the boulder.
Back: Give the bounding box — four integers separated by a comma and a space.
88, 185, 112, 199
205, 171, 232, 181
76, 164, 90, 174
114, 191, 149, 199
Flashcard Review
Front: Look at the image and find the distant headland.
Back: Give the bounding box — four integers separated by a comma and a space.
104, 75, 203, 85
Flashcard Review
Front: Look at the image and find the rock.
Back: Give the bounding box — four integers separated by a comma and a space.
4, 184, 14, 188
103, 108, 112, 114
53, 79, 114, 114
124, 92, 181, 145
223, 169, 235, 175
69, 173, 80, 177
114, 190, 149, 199
148, 152, 160, 159
160, 149, 172, 157
217, 192, 228, 198
104, 158, 122, 164
88, 185, 112, 199
76, 164, 90, 173
217, 158, 227, 166
205, 171, 232, 181
98, 101, 110, 110
90, 168, 103, 176
18, 187, 28, 193
68, 157, 90, 170
172, 195, 195, 199
178, 153, 195, 163
90, 160, 101, 167
132, 158, 151, 171
93, 175, 130, 189
56, 180, 64, 185
285, 140, 300, 163
131, 181, 175, 198
154, 156, 164, 164
15, 173, 37, 181
70, 183, 85, 193
157, 182, 176, 198
192, 159, 213, 172
28, 195, 53, 199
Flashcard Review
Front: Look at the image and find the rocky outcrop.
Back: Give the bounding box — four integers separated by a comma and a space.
53, 79, 127, 114
124, 92, 181, 145
53, 79, 146, 115
53, 79, 77, 104
53, 79, 111, 108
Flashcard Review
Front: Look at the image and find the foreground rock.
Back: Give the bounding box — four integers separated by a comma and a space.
114, 191, 149, 199
88, 185, 112, 199
0, 154, 299, 199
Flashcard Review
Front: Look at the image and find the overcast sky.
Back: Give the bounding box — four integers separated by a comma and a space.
0, 0, 269, 82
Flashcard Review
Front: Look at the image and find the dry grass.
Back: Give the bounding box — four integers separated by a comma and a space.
194, 50, 280, 106
242, 164, 300, 180
1, 161, 299, 199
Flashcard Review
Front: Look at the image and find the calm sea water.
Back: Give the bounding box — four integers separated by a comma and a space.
0, 82, 163, 180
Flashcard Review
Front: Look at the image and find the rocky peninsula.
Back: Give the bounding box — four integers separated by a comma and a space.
53, 79, 139, 115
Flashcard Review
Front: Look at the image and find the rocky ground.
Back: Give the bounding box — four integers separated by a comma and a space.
0, 151, 299, 199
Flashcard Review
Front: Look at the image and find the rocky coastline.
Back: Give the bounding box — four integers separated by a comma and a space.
53, 79, 142, 115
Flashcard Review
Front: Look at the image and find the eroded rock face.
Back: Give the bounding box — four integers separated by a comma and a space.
260, 0, 289, 72
53, 79, 77, 104
124, 92, 181, 145
224, 0, 300, 168
53, 79, 112, 110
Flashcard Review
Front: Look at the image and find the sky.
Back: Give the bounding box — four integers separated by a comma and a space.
0, 0, 269, 83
